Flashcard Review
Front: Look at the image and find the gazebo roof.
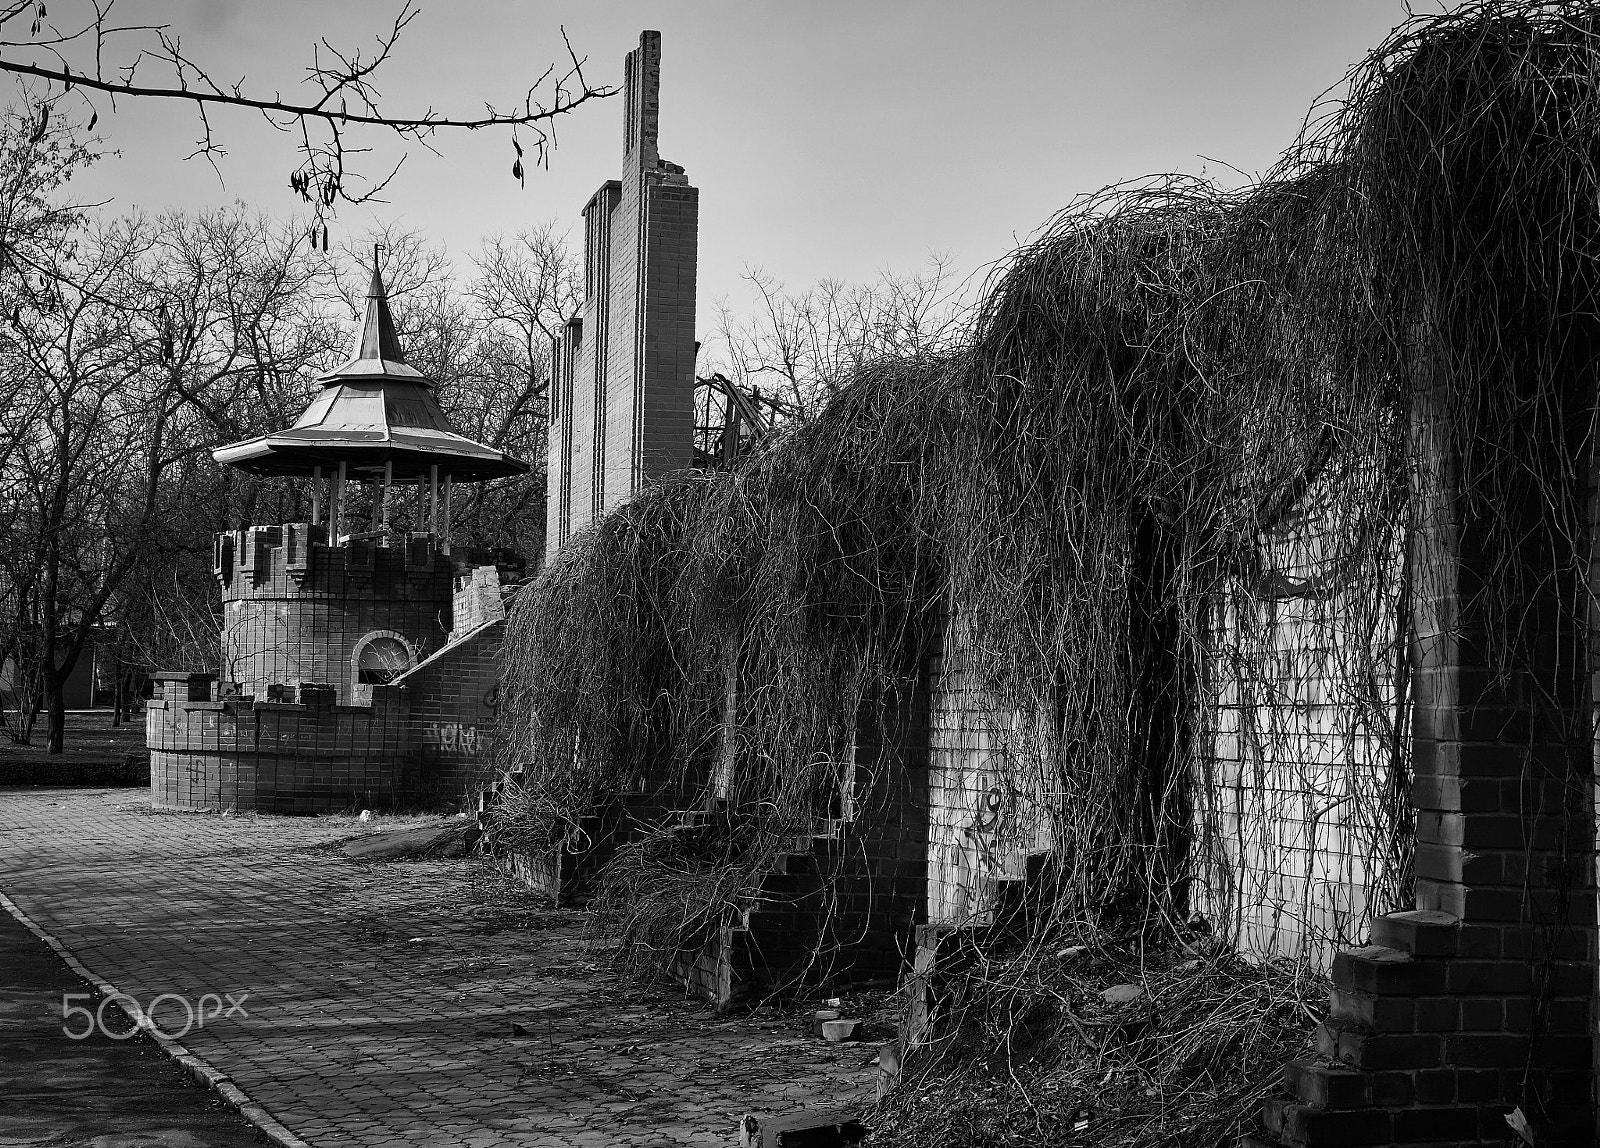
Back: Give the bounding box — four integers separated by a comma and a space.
211, 268, 530, 482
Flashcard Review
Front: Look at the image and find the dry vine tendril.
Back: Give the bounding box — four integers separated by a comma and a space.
494, 3, 1600, 1142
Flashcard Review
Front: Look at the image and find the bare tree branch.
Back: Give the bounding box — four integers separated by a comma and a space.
0, 1, 616, 212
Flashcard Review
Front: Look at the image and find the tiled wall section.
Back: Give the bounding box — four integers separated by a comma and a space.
926, 619, 1053, 926
1200, 592, 1407, 966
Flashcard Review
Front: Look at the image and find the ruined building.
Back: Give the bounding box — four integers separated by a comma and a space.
491, 16, 1600, 1145
545, 30, 699, 559
146, 269, 526, 812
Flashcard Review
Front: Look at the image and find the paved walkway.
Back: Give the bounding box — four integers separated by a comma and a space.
0, 905, 262, 1147
0, 789, 874, 1147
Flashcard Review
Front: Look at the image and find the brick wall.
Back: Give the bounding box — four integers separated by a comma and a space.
449, 565, 506, 639
550, 316, 582, 550
1252, 380, 1597, 1147
1199, 507, 1410, 968
147, 675, 414, 813
394, 617, 504, 808
727, 674, 933, 1001
215, 525, 453, 704
544, 30, 698, 563
146, 527, 497, 814
632, 175, 698, 490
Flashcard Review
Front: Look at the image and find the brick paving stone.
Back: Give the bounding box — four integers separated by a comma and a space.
0, 789, 873, 1145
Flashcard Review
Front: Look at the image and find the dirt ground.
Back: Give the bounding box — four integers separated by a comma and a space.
0, 711, 148, 785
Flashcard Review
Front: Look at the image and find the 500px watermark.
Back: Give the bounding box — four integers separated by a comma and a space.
62, 991, 250, 1040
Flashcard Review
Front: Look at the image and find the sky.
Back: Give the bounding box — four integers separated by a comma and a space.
41, 0, 1457, 323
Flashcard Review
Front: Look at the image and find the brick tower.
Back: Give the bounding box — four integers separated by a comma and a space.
545, 30, 699, 559
146, 268, 529, 812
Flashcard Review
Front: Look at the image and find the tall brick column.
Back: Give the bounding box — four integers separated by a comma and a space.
546, 30, 698, 562
1255, 372, 1597, 1146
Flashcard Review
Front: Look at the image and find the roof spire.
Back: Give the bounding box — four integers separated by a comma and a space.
357, 251, 405, 364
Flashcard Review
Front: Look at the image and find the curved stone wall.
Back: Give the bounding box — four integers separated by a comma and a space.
147, 673, 417, 813
215, 524, 453, 705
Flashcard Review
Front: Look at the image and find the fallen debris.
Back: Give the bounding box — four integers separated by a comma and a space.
868, 928, 1320, 1147
821, 1018, 862, 1043
339, 821, 478, 862
742, 1106, 869, 1148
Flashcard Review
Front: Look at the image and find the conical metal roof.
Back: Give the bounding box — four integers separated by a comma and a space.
212, 267, 530, 482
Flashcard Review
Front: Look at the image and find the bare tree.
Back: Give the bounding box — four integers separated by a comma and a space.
0, 203, 329, 750
0, 213, 160, 748
710, 255, 968, 421
465, 222, 583, 450
452, 225, 581, 565
99, 205, 337, 701
0, 1, 614, 212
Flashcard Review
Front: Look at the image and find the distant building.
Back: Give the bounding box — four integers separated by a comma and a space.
0, 638, 98, 712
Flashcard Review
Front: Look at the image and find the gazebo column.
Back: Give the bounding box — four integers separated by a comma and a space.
381, 461, 393, 536
442, 474, 453, 555
329, 461, 346, 543
429, 464, 439, 537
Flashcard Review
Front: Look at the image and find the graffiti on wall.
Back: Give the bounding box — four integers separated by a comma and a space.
960, 780, 1021, 878
423, 720, 484, 758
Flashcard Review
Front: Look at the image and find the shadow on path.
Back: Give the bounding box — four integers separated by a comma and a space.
0, 908, 259, 1147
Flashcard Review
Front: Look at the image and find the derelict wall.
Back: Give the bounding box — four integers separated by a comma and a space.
923, 581, 1408, 973
545, 30, 698, 562
396, 617, 504, 808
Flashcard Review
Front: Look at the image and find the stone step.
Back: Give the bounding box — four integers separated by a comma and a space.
1262, 1097, 1394, 1146
1314, 1020, 1442, 1072
1330, 945, 1445, 996
1368, 910, 1461, 957
1282, 1058, 1369, 1109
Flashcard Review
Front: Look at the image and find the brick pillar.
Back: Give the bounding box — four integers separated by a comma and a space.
1255, 373, 1596, 1146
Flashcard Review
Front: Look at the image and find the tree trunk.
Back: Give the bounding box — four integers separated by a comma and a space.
43, 668, 65, 754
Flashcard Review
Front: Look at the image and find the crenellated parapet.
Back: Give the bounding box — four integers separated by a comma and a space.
213, 524, 451, 604
147, 672, 416, 813
213, 524, 455, 706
